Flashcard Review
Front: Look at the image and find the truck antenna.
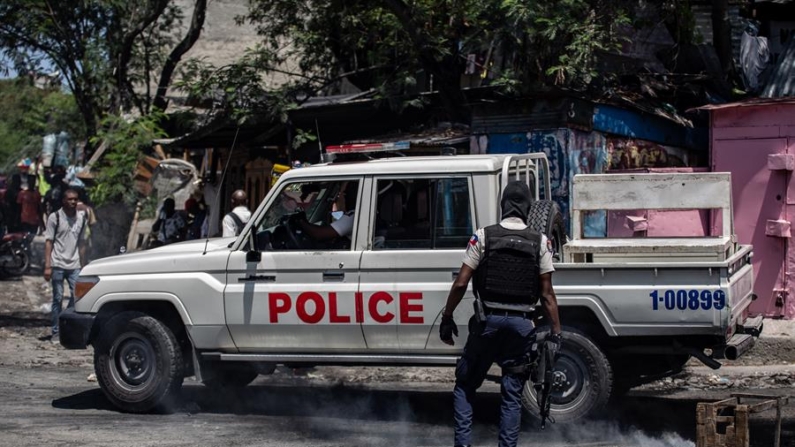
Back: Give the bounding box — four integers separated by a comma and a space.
315, 118, 324, 162
203, 126, 241, 255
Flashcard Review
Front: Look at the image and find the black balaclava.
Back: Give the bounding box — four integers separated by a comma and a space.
500, 180, 533, 221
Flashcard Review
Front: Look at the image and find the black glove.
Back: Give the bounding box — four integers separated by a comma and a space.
545, 332, 562, 358
439, 314, 458, 345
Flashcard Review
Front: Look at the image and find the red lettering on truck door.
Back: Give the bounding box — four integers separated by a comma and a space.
296, 292, 325, 324
369, 291, 395, 323
399, 292, 424, 324
355, 292, 364, 323
269, 293, 291, 323
328, 292, 351, 323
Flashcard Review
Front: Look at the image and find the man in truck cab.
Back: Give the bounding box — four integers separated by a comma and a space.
440, 180, 562, 447
294, 181, 357, 246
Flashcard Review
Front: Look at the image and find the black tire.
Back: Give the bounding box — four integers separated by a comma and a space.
94, 311, 184, 413
202, 362, 259, 390
3, 250, 30, 276
528, 200, 567, 262
522, 327, 612, 423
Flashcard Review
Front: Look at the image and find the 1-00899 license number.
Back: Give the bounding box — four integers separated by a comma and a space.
650, 290, 726, 311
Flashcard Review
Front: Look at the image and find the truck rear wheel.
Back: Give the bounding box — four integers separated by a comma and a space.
528, 200, 566, 262
94, 311, 184, 413
522, 328, 612, 423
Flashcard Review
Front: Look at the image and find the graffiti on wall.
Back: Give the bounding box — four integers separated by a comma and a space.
567, 131, 609, 237
607, 138, 695, 170
473, 129, 700, 238
524, 129, 609, 237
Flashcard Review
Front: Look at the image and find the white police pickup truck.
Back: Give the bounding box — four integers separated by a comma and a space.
59, 152, 761, 422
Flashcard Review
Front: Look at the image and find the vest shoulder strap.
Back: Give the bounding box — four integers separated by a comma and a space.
227, 211, 244, 234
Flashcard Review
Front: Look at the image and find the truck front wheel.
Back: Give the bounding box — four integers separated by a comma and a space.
94, 311, 184, 413
522, 328, 612, 423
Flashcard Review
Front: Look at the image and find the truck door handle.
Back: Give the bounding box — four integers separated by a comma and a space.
238, 275, 276, 283
323, 271, 345, 281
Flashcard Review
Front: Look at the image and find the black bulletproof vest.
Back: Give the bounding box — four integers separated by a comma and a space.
473, 224, 542, 306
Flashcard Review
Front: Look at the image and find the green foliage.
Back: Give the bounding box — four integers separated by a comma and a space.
501, 0, 633, 89
89, 113, 166, 207
291, 128, 317, 150
179, 0, 638, 124
662, 0, 698, 46
0, 79, 84, 171
0, 1, 202, 137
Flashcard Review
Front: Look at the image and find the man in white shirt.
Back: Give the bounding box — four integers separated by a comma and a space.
296, 181, 356, 242
222, 190, 251, 237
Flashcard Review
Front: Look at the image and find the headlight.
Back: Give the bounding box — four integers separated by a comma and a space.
74, 276, 99, 301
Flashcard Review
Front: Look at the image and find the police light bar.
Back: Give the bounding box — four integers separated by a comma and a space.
326, 141, 410, 154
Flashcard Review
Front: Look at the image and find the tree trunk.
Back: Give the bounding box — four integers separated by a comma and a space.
152, 0, 207, 112
711, 0, 734, 79
381, 0, 469, 124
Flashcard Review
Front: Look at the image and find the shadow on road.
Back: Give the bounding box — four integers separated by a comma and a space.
0, 312, 49, 328
52, 388, 117, 412
51, 383, 795, 446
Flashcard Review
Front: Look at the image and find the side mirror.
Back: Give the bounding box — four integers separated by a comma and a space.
246, 250, 261, 263
245, 229, 261, 263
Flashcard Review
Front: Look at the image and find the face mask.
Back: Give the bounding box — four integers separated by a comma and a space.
331, 211, 344, 221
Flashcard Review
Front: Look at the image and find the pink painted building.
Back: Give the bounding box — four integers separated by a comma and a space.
700, 98, 795, 319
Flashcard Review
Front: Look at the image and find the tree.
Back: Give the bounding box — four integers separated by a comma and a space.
0, 79, 84, 171
204, 0, 634, 123
0, 0, 207, 143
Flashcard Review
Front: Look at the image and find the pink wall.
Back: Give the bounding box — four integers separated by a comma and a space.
711, 102, 795, 319
606, 168, 711, 238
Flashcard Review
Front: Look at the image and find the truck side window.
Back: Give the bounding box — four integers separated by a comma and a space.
256, 179, 359, 251
373, 177, 472, 250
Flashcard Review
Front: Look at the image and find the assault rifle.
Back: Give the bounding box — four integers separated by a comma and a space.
533, 335, 557, 429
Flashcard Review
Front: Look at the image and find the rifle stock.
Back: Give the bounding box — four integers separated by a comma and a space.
534, 339, 556, 429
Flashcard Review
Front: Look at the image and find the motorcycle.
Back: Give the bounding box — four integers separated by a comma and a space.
0, 231, 33, 277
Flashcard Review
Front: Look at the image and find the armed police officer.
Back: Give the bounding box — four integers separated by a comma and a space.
440, 180, 562, 447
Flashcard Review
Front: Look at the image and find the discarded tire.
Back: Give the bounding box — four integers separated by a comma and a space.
94, 311, 184, 413
522, 327, 613, 423
528, 200, 567, 262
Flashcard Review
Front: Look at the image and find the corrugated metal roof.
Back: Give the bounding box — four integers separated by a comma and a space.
761, 36, 795, 98
690, 96, 795, 110
340, 127, 470, 148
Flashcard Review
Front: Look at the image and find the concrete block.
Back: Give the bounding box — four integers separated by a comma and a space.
625, 215, 648, 232
766, 219, 791, 238
767, 154, 795, 171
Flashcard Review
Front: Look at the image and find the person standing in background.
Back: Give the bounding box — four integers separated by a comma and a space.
17, 174, 42, 234
44, 188, 88, 343
222, 190, 251, 237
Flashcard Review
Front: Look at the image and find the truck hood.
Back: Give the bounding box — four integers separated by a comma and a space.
81, 237, 236, 276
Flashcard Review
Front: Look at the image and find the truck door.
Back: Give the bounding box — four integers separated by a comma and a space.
359, 176, 475, 352
224, 178, 366, 351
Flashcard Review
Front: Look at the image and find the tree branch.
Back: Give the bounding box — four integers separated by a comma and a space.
114, 0, 170, 109
152, 0, 207, 111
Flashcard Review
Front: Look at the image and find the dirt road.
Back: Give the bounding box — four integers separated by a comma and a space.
0, 274, 793, 446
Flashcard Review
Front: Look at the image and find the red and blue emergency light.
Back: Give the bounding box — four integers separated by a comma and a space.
325, 141, 410, 154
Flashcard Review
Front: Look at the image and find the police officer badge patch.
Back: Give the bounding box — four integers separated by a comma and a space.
467, 234, 478, 251
546, 238, 554, 255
